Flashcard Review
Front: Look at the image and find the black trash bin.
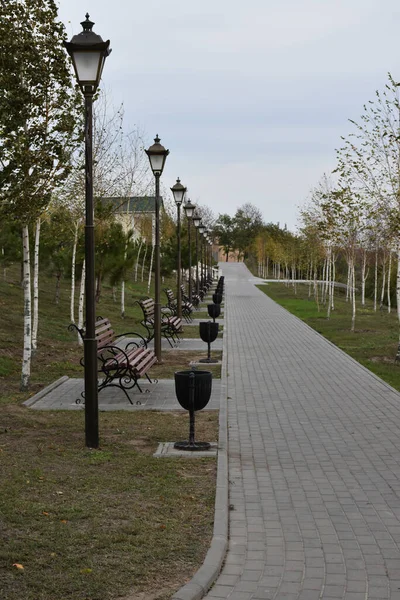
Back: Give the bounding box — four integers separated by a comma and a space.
174, 369, 212, 450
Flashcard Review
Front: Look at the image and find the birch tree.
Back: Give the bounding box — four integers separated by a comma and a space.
0, 0, 81, 390
335, 74, 400, 349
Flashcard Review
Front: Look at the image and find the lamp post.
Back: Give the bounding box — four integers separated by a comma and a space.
183, 199, 195, 301
145, 135, 169, 363
199, 224, 206, 288
203, 230, 209, 285
170, 178, 187, 319
64, 14, 111, 449
207, 237, 212, 280
193, 214, 202, 297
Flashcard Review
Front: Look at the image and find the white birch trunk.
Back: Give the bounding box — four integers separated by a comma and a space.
314, 268, 320, 312
32, 217, 40, 354
147, 243, 155, 294
332, 252, 336, 311
327, 249, 332, 319
388, 250, 392, 314
351, 260, 356, 332
374, 246, 378, 312
380, 254, 386, 311
121, 245, 127, 318
134, 240, 143, 282
396, 246, 400, 361
321, 259, 326, 304
326, 254, 331, 309
78, 259, 86, 346
21, 224, 32, 390
396, 247, 400, 333
70, 220, 79, 323
141, 244, 148, 282
361, 250, 366, 307
121, 281, 125, 318
346, 262, 351, 302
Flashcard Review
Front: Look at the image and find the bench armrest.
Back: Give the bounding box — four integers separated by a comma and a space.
68, 322, 85, 342
114, 332, 148, 349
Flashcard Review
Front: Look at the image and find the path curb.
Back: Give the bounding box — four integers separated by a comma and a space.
172, 293, 229, 600
23, 376, 69, 407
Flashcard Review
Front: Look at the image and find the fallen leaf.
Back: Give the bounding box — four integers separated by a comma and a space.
56, 491, 63, 495
60, 520, 68, 524
159, 524, 166, 530
42, 512, 49, 516
80, 568, 92, 574
12, 563, 24, 570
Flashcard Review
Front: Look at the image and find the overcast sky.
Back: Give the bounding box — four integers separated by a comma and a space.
57, 0, 400, 231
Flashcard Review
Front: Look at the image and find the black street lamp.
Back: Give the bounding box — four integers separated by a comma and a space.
193, 213, 202, 296
64, 14, 111, 449
198, 224, 206, 287
145, 135, 169, 363
183, 199, 195, 301
202, 229, 209, 285
170, 178, 187, 319
208, 237, 213, 279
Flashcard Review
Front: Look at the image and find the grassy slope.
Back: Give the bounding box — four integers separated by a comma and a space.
0, 267, 219, 401
258, 282, 400, 391
0, 267, 219, 600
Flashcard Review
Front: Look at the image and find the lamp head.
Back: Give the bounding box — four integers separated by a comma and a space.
183, 199, 196, 219
170, 177, 187, 206
145, 135, 169, 176
64, 14, 111, 95
193, 214, 202, 228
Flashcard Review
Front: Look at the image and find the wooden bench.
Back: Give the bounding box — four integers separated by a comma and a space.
181, 284, 201, 308
164, 288, 193, 323
136, 297, 183, 347
68, 317, 157, 404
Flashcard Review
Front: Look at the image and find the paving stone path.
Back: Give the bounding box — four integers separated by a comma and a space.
205, 262, 400, 600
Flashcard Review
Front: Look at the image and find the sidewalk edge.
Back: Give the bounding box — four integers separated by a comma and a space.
23, 376, 70, 407
172, 293, 229, 600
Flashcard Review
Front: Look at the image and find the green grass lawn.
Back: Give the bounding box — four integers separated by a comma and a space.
0, 266, 220, 600
0, 407, 218, 600
258, 282, 400, 391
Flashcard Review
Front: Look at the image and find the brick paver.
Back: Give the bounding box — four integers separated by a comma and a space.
205, 263, 400, 600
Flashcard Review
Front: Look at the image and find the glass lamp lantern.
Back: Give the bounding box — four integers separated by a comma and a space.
193, 214, 202, 228
64, 14, 111, 95
171, 178, 187, 206
145, 135, 169, 175
183, 199, 196, 219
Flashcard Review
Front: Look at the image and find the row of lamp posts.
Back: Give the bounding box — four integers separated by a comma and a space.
64, 15, 215, 448
170, 182, 214, 314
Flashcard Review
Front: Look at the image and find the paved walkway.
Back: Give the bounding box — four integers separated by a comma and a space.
204, 262, 400, 600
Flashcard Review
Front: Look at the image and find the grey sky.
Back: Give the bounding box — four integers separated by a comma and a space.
58, 0, 400, 231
